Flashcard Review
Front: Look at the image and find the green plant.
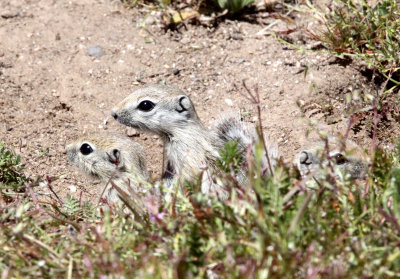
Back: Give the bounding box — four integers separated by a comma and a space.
217, 140, 244, 173
63, 194, 81, 215
120, 0, 141, 7
213, 0, 254, 14
308, 0, 400, 88
0, 142, 29, 192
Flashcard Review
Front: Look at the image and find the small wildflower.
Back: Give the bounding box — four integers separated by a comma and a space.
150, 212, 165, 222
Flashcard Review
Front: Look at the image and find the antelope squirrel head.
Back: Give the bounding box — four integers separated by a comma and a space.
65, 134, 148, 182
295, 136, 368, 180
111, 85, 200, 137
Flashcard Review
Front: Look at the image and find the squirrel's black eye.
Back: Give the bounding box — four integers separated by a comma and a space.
137, 100, 155, 112
333, 153, 347, 165
80, 143, 93, 155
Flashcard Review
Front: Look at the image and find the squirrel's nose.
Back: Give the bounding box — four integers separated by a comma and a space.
110, 109, 118, 120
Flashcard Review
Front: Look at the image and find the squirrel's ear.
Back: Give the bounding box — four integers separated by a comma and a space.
108, 149, 122, 165
175, 95, 191, 113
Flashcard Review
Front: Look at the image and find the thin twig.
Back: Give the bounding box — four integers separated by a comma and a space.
240, 80, 274, 176
46, 177, 64, 206
22, 234, 62, 259
370, 66, 393, 155
46, 210, 81, 232
24, 181, 39, 210
343, 115, 355, 145
97, 177, 112, 208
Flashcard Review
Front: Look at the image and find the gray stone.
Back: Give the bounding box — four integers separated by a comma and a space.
87, 45, 105, 58
231, 33, 244, 40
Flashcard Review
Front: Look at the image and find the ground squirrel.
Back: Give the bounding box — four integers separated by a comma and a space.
295, 136, 368, 180
110, 84, 279, 198
65, 133, 149, 206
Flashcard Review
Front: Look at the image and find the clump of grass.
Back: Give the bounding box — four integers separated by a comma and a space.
213, 0, 255, 14
0, 142, 30, 194
217, 140, 244, 173
281, 1, 400, 145
308, 0, 400, 88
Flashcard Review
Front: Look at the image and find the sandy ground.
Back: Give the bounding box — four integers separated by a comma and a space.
1, 0, 396, 201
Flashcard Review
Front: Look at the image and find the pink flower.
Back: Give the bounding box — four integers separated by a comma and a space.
150, 212, 165, 222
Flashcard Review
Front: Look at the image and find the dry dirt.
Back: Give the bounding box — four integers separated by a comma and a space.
1, 0, 397, 201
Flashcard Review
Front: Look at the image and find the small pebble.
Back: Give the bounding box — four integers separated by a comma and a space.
172, 68, 180, 75
237, 58, 245, 64
180, 37, 191, 44
87, 45, 105, 58
126, 127, 140, 137
231, 33, 244, 40
225, 98, 233, 107
1, 10, 20, 19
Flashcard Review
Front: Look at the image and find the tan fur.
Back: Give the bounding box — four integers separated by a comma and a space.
111, 84, 279, 198
65, 133, 149, 205
295, 136, 369, 180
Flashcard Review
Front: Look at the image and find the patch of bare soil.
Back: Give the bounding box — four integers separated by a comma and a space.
0, 0, 397, 201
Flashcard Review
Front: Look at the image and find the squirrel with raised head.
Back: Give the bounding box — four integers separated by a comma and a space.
110, 84, 279, 198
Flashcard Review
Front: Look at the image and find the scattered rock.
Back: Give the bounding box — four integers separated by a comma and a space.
172, 68, 180, 75
308, 42, 323, 50
126, 127, 140, 137
237, 58, 245, 64
225, 98, 233, 107
198, 15, 214, 25
231, 33, 244, 40
1, 10, 20, 19
87, 45, 105, 58
180, 37, 191, 44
